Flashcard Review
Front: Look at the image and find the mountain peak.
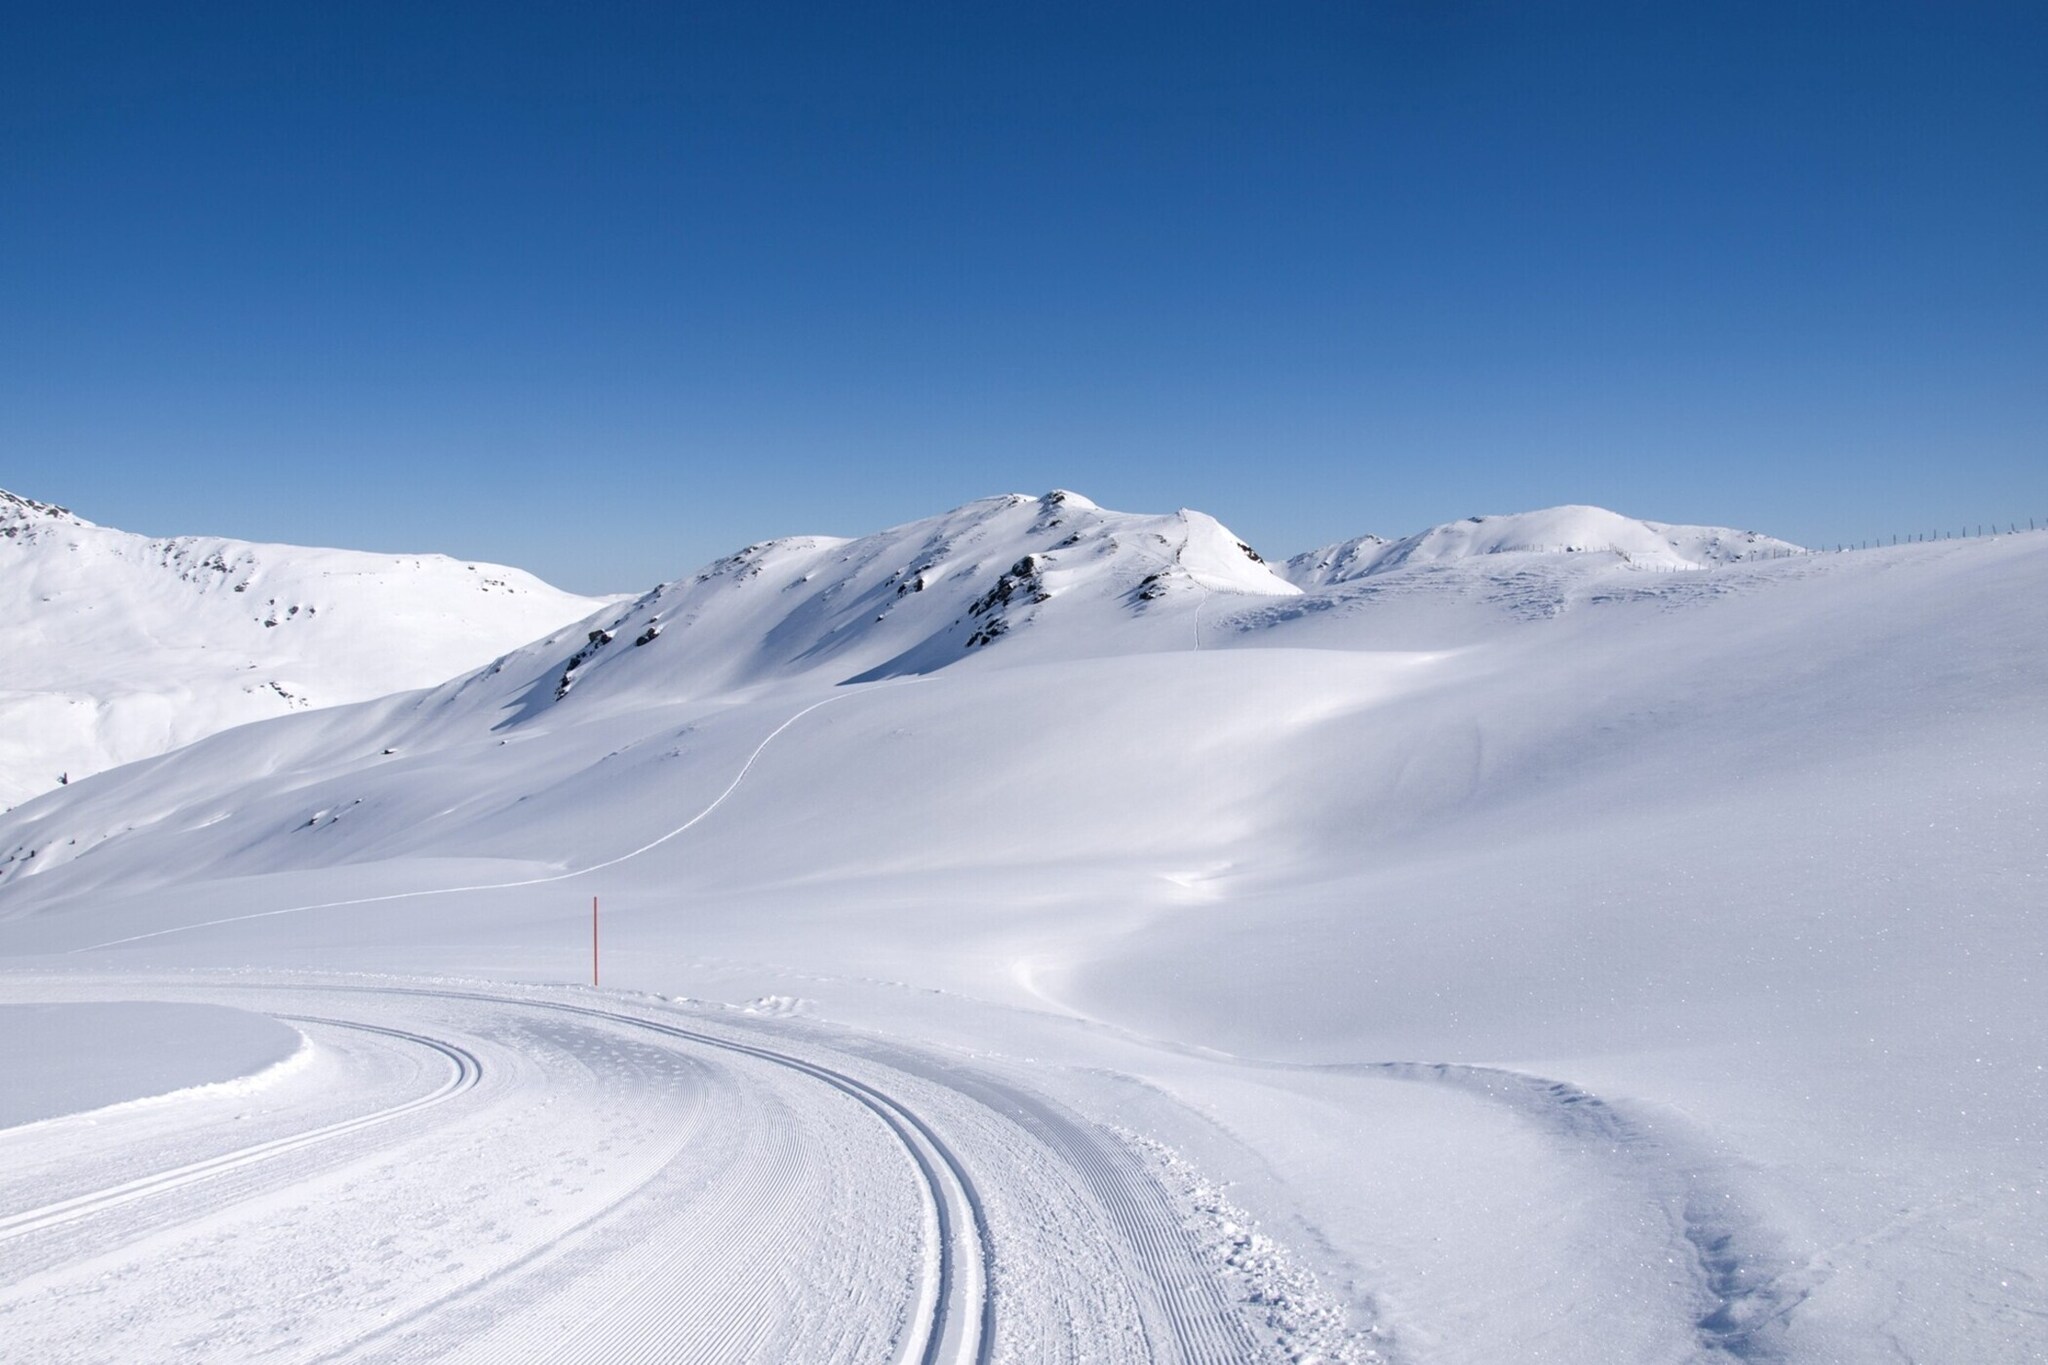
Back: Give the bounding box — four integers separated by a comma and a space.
0, 489, 87, 535
476, 490, 1303, 716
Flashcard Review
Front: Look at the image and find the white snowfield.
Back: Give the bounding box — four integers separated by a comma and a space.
0, 487, 614, 810
1, 491, 2043, 1363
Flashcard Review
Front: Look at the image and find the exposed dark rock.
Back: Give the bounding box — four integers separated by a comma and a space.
965, 616, 1009, 648
555, 628, 618, 699
968, 556, 1049, 618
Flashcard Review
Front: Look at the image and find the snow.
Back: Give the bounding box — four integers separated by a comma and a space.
0, 489, 2042, 1362
0, 1001, 305, 1128
1283, 531, 1391, 588
0, 487, 615, 809
1287, 504, 1802, 585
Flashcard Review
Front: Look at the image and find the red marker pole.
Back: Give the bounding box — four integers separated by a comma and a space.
591, 895, 600, 987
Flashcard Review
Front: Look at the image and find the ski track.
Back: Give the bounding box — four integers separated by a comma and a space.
366, 986, 994, 1365
837, 1038, 1263, 1363
0, 977, 1290, 1364
0, 1017, 479, 1245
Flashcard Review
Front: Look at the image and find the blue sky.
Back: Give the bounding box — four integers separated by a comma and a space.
5, 2, 2043, 592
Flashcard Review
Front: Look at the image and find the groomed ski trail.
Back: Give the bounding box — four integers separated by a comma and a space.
0, 975, 1324, 1363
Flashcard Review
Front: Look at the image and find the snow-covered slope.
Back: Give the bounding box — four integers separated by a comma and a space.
2, 491, 2043, 1362
0, 488, 614, 808
1286, 504, 1800, 586
1280, 531, 1390, 588
0, 489, 1302, 897
406, 489, 1296, 724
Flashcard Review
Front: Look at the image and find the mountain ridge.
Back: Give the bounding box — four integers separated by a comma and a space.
0, 484, 1804, 815
0, 485, 1836, 903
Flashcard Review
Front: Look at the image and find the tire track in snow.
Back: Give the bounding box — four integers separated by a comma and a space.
0, 1017, 480, 1245
72, 685, 898, 953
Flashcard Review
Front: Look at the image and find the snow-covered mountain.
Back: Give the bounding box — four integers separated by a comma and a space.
1285, 504, 1800, 586
2, 489, 2043, 1361
521, 489, 1298, 712
1280, 531, 1391, 588
0, 487, 614, 808
0, 490, 1307, 896
0, 490, 1824, 899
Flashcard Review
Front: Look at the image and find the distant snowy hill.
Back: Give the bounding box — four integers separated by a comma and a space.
1285, 504, 1800, 586
0, 487, 613, 808
1280, 532, 1391, 588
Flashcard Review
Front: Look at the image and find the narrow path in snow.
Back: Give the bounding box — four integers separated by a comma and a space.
1175, 509, 1206, 651
72, 684, 897, 953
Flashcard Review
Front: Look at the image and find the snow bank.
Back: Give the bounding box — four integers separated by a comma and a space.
0, 1001, 305, 1128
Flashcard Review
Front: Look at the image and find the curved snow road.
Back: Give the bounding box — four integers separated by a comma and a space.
0, 977, 1270, 1364
338, 987, 993, 1365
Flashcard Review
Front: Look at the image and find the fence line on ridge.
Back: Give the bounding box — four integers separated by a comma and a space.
1524, 516, 2048, 571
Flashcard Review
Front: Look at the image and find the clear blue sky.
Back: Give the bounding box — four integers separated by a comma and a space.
4, 2, 2043, 592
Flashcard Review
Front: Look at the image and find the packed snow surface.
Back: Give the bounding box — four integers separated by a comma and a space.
0, 487, 612, 808
1, 490, 2042, 1364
